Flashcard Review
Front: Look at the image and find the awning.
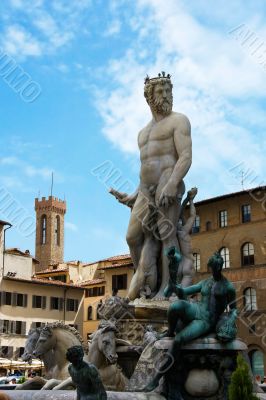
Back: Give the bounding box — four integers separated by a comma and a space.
0, 358, 44, 369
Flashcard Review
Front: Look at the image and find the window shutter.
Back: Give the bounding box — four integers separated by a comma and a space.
23, 294, 28, 308
10, 321, 16, 334
0, 292, 6, 306
50, 298, 53, 310
22, 321, 26, 335
32, 296, 36, 308
31, 322, 36, 330
7, 346, 13, 358
59, 298, 64, 311
123, 274, 127, 289
42, 296, 46, 309
12, 292, 17, 306
112, 275, 116, 290
74, 299, 78, 312
14, 347, 20, 360
0, 292, 2, 306
0, 320, 4, 333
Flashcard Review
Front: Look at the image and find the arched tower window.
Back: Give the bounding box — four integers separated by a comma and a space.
41, 215, 47, 245
55, 215, 60, 246
244, 287, 257, 311
219, 247, 230, 268
242, 242, 255, 266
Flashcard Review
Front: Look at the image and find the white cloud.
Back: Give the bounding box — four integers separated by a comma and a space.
56, 63, 69, 73
24, 166, 53, 180
3, 25, 42, 57
95, 0, 266, 199
65, 222, 78, 232
104, 19, 121, 37
0, 176, 23, 189
0, 157, 20, 166
1, 1, 92, 58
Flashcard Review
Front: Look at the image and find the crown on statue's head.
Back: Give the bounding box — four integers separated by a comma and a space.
144, 71, 171, 85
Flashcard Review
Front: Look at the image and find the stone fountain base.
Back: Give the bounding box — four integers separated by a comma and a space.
1, 390, 165, 399
127, 335, 248, 400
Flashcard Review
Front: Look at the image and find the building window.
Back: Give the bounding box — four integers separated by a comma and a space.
12, 293, 27, 307
0, 291, 12, 306
41, 215, 47, 245
87, 306, 93, 320
0, 346, 13, 358
206, 221, 212, 231
66, 299, 78, 312
85, 286, 105, 297
242, 204, 251, 223
0, 320, 26, 335
53, 275, 67, 283
13, 321, 22, 334
244, 287, 257, 311
242, 242, 255, 266
55, 215, 60, 246
31, 322, 45, 329
219, 247, 230, 268
32, 296, 46, 309
219, 210, 227, 228
192, 216, 200, 233
250, 350, 264, 381
0, 320, 10, 333
50, 297, 64, 310
97, 300, 103, 319
112, 274, 127, 291
18, 347, 25, 357
193, 253, 200, 271
11, 321, 26, 335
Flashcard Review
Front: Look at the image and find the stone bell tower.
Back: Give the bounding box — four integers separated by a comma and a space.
35, 196, 66, 271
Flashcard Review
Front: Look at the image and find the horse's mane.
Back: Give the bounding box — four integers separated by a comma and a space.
41, 321, 88, 353
28, 327, 42, 336
90, 320, 118, 341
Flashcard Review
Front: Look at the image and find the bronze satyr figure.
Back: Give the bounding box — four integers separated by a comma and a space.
66, 345, 107, 400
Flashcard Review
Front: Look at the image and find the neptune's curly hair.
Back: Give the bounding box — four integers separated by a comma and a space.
207, 252, 224, 270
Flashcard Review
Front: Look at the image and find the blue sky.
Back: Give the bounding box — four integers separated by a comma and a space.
0, 0, 265, 262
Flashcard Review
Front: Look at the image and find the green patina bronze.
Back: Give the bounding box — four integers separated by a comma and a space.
146, 250, 238, 393
66, 345, 107, 400
164, 246, 183, 298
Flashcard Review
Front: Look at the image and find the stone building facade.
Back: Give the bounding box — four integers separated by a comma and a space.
189, 186, 266, 379
81, 254, 134, 339
0, 198, 84, 367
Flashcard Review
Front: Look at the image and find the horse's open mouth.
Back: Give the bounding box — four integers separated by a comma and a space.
33, 352, 43, 359
106, 355, 118, 365
22, 354, 32, 363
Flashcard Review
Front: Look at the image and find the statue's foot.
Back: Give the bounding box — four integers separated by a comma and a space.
152, 291, 166, 301
144, 378, 159, 392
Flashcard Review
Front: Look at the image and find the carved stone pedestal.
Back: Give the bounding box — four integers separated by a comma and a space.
116, 298, 171, 345
155, 336, 247, 400
127, 335, 247, 399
